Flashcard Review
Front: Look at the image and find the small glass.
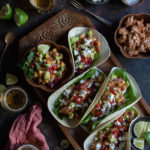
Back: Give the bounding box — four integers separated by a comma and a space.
29, 0, 55, 13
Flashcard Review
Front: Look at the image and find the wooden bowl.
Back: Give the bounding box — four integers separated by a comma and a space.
23, 40, 74, 92
121, 0, 144, 7
114, 13, 150, 58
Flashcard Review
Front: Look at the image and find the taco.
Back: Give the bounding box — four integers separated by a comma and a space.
81, 67, 141, 132
84, 107, 139, 150
47, 67, 105, 128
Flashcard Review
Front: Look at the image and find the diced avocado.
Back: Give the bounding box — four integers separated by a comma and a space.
68, 112, 74, 119
70, 102, 75, 108
44, 71, 50, 80
81, 44, 86, 49
125, 115, 129, 120
79, 63, 85, 69
108, 134, 117, 143
45, 64, 51, 68
37, 44, 50, 54
111, 75, 117, 80
116, 93, 120, 99
39, 54, 43, 58
70, 36, 79, 45
59, 66, 64, 72
56, 72, 62, 77
36, 64, 40, 71
89, 45, 95, 51
87, 30, 93, 37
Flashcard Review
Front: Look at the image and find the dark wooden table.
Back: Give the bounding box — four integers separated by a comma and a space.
0, 0, 150, 149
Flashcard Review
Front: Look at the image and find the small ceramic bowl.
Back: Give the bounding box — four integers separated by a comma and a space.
121, 0, 144, 7
114, 13, 150, 58
85, 0, 110, 5
23, 40, 74, 93
130, 117, 150, 150
1, 86, 28, 113
17, 144, 39, 150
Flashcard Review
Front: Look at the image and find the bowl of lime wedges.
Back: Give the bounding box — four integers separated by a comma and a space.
130, 117, 150, 150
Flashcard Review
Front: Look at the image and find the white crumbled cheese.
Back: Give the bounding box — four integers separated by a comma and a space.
63, 89, 71, 98
112, 102, 116, 106
101, 106, 106, 112
76, 104, 82, 108
60, 99, 67, 105
84, 39, 92, 46
122, 89, 126, 94
96, 143, 101, 150
109, 94, 115, 102
109, 143, 115, 150
83, 103, 89, 108
118, 134, 127, 141
91, 116, 98, 121
80, 80, 85, 84
95, 137, 98, 141
95, 83, 100, 87
74, 50, 79, 56
81, 50, 87, 57
115, 120, 121, 126
75, 59, 79, 63
77, 55, 81, 62
68, 106, 72, 110
95, 71, 99, 77
79, 90, 87, 97
88, 82, 93, 88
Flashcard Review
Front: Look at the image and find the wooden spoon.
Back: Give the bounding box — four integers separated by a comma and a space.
0, 32, 15, 72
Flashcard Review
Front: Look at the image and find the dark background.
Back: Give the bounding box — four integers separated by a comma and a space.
0, 0, 150, 149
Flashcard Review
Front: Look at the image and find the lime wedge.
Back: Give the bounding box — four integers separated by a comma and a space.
0, 84, 7, 94
0, 4, 13, 20
134, 121, 145, 138
144, 132, 150, 145
37, 44, 50, 54
141, 122, 148, 137
14, 8, 28, 27
133, 138, 145, 150
6, 73, 18, 85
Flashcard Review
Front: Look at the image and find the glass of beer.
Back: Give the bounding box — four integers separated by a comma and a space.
29, 0, 55, 12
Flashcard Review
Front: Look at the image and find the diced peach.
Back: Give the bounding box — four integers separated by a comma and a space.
38, 70, 43, 76
34, 71, 38, 78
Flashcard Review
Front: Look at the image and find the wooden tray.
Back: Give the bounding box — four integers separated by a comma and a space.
19, 9, 150, 150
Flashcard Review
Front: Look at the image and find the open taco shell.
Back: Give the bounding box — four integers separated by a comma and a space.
81, 67, 142, 132
47, 67, 106, 128
84, 107, 139, 150
68, 27, 111, 74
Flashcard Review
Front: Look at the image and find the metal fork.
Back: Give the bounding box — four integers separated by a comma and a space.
70, 0, 112, 26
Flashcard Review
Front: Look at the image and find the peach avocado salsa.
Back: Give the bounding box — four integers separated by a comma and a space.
70, 30, 101, 75
20, 44, 67, 88
81, 68, 137, 131
90, 108, 138, 150
54, 68, 104, 120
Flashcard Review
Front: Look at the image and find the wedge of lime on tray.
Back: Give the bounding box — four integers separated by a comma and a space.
6, 73, 18, 85
0, 4, 13, 20
14, 8, 28, 27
